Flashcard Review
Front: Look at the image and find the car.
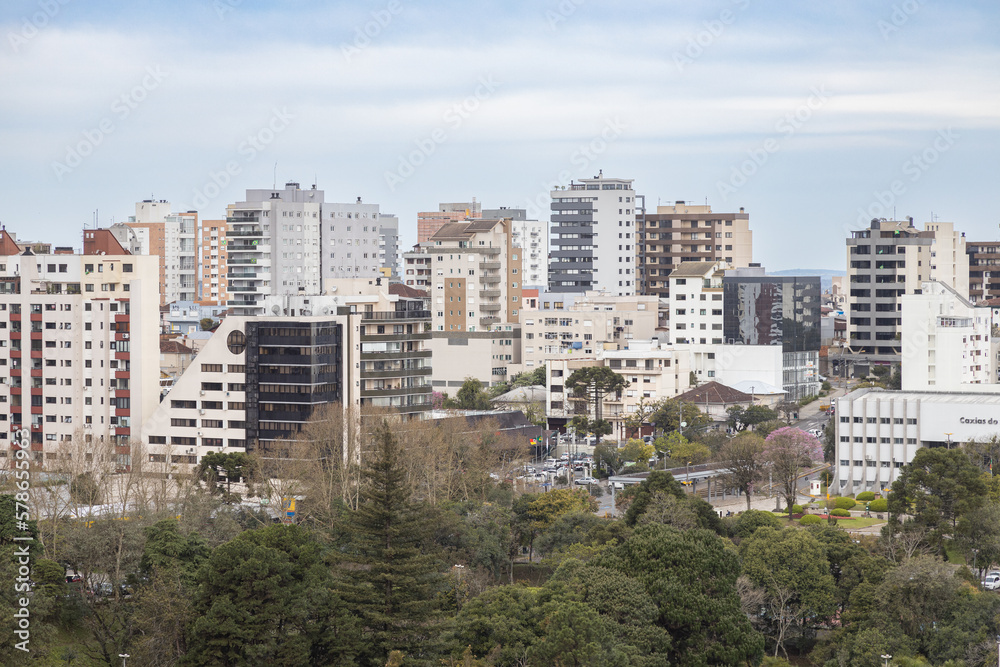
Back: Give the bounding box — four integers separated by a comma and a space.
575, 476, 598, 485
985, 572, 1000, 590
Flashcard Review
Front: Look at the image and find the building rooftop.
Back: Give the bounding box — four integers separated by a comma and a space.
726, 380, 786, 396
160, 340, 195, 355
668, 261, 719, 278
676, 381, 752, 405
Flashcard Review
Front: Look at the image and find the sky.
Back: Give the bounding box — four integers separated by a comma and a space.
1, 0, 998, 272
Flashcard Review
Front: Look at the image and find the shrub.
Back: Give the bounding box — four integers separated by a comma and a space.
798, 394, 818, 406
799, 515, 822, 525
869, 498, 888, 512
732, 509, 782, 539
831, 508, 850, 517
834, 497, 857, 510
791, 504, 803, 514
856, 491, 876, 502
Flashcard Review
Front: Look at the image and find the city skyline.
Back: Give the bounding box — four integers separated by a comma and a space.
2, 0, 998, 270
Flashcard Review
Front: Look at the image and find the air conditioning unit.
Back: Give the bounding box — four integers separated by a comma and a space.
197, 431, 202, 436
199, 390, 205, 396
865, 455, 873, 461
199, 409, 205, 415
122, 333, 129, 339
186, 448, 195, 454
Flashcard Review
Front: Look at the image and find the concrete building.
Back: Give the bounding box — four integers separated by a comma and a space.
664, 261, 725, 345
199, 219, 228, 305
966, 241, 1000, 303
141, 284, 431, 465
404, 218, 523, 388
417, 200, 481, 243
519, 291, 659, 371
845, 218, 968, 376
723, 267, 822, 400
161, 301, 229, 335
834, 388, 1000, 494
637, 202, 753, 299
483, 207, 548, 288
681, 344, 785, 390
901, 281, 993, 391
115, 200, 199, 306
545, 340, 693, 436
322, 197, 398, 284
548, 174, 637, 296
0, 228, 159, 464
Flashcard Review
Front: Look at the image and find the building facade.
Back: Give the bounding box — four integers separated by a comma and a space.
417, 200, 481, 243
116, 200, 199, 306
845, 218, 968, 376
638, 203, 753, 299
966, 241, 1000, 303
483, 207, 548, 288
199, 219, 228, 305
665, 261, 725, 345
548, 174, 637, 296
0, 229, 159, 465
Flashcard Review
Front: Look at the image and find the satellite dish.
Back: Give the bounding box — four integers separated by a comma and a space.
271, 305, 281, 315
301, 309, 312, 316
321, 307, 330, 315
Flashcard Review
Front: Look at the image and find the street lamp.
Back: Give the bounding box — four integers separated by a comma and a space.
686, 461, 692, 494
945, 432, 953, 449
119, 654, 130, 667
880, 654, 891, 667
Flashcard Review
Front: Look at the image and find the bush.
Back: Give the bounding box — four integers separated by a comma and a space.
834, 497, 857, 510
732, 509, 782, 539
869, 498, 888, 512
799, 515, 822, 525
798, 395, 818, 406
791, 504, 803, 514
831, 508, 850, 517
856, 491, 876, 502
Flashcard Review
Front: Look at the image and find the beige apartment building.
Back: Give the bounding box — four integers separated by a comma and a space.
0, 228, 159, 464
417, 200, 482, 243
518, 290, 658, 371
545, 340, 693, 437
199, 219, 228, 305
638, 202, 752, 298
405, 218, 523, 388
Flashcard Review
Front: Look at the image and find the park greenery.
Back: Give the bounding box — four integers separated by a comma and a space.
5, 407, 1000, 666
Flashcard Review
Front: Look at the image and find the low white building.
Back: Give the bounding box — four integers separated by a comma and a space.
834, 387, 1000, 493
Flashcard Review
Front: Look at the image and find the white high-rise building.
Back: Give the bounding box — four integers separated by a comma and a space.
112, 199, 198, 305
483, 208, 547, 288
548, 173, 637, 296
226, 183, 399, 317
0, 228, 159, 463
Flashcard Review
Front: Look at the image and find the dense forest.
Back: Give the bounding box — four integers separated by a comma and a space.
3, 409, 1000, 666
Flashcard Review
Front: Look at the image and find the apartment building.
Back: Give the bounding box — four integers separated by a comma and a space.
417, 200, 481, 243
900, 281, 993, 391
548, 174, 637, 296
519, 291, 658, 371
112, 200, 198, 306
845, 218, 968, 376
638, 203, 752, 299
0, 229, 159, 465
967, 241, 1000, 303
544, 340, 692, 436
142, 285, 432, 464
199, 219, 228, 305
664, 261, 726, 345
404, 218, 522, 387
482, 207, 548, 288
225, 183, 399, 317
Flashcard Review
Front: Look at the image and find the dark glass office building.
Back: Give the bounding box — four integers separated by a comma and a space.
723, 275, 821, 352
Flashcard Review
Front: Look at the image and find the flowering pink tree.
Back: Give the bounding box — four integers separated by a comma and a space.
764, 427, 823, 521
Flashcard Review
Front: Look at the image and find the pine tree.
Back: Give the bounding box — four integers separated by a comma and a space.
339, 419, 445, 665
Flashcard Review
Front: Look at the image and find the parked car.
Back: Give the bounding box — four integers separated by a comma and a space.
985, 572, 1000, 590
575, 476, 598, 485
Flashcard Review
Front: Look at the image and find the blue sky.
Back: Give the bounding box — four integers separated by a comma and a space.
1, 0, 998, 271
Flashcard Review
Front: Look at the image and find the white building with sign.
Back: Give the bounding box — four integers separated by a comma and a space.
834, 387, 1000, 493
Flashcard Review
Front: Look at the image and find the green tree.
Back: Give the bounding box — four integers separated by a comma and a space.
448, 585, 541, 664
593, 442, 624, 475
565, 366, 628, 425
651, 399, 712, 435
448, 377, 491, 410
338, 419, 445, 664
511, 366, 547, 388
727, 404, 779, 432
716, 432, 768, 512
740, 526, 837, 657
620, 438, 654, 466
196, 451, 259, 501
199, 317, 216, 331
621, 471, 724, 535
887, 447, 988, 551
185, 524, 359, 666
594, 524, 765, 665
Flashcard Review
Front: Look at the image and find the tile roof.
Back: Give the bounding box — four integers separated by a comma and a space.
676, 380, 752, 404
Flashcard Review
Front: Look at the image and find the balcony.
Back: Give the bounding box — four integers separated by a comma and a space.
479, 289, 501, 298
479, 261, 501, 271
478, 247, 500, 256
480, 316, 500, 327
480, 302, 501, 312
481, 273, 501, 284
360, 310, 432, 322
